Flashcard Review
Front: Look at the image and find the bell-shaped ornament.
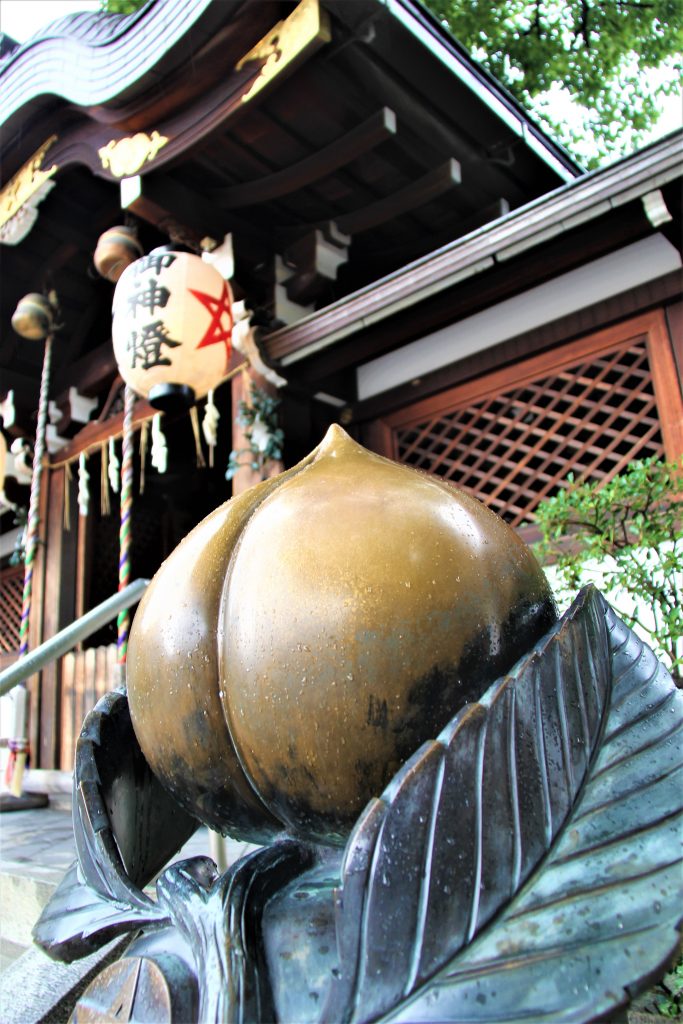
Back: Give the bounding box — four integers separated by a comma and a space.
11, 292, 54, 341
93, 226, 144, 283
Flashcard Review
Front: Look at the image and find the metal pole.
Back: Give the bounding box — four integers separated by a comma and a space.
0, 578, 149, 699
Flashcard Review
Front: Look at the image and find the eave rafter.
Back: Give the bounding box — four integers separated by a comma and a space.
337, 158, 462, 235
210, 107, 398, 208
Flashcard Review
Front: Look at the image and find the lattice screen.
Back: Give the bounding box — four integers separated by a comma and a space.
394, 341, 664, 529
0, 567, 23, 653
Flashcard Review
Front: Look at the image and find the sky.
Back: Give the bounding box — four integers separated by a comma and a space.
0, 0, 680, 157
0, 0, 100, 40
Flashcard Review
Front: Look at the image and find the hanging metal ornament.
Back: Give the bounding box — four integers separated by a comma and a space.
111, 246, 233, 414
11, 291, 55, 341
8, 291, 57, 800
93, 225, 144, 283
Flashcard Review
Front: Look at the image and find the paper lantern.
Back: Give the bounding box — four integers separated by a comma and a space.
11, 293, 54, 341
112, 247, 233, 412
94, 226, 144, 283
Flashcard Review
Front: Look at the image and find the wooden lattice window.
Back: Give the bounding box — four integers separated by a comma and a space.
0, 566, 23, 653
376, 312, 682, 531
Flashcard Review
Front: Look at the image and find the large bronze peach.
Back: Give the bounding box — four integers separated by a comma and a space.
127, 426, 556, 844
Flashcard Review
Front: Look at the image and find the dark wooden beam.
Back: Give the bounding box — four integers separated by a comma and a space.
121, 173, 214, 244
52, 340, 118, 399
49, 398, 157, 466
336, 158, 462, 235
122, 172, 272, 251
211, 107, 397, 208
264, 197, 656, 378
360, 198, 511, 269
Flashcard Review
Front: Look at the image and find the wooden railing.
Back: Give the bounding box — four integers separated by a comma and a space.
0, 579, 148, 771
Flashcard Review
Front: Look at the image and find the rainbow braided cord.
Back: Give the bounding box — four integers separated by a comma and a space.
117, 386, 135, 667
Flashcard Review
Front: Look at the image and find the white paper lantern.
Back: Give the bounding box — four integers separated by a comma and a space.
112, 247, 233, 412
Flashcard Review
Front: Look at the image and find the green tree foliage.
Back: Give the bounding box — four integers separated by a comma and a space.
99, 0, 146, 15
535, 458, 683, 676
424, 0, 682, 166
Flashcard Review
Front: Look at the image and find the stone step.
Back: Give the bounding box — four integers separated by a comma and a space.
0, 800, 75, 964
0, 866, 60, 956
0, 787, 257, 974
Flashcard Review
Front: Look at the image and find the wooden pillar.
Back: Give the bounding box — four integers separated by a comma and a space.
230, 368, 284, 496
647, 309, 683, 459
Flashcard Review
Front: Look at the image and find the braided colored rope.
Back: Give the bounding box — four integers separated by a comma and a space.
10, 333, 53, 795
117, 385, 135, 670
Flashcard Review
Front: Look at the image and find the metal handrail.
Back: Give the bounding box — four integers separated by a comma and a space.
0, 578, 149, 697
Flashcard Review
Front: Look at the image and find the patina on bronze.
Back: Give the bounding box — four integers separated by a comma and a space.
127, 425, 556, 842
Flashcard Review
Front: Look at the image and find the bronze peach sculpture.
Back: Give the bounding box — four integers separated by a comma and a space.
33, 428, 682, 1024
127, 425, 556, 843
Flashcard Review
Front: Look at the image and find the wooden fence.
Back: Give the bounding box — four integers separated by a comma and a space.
371, 313, 681, 537
59, 643, 118, 771
0, 566, 23, 653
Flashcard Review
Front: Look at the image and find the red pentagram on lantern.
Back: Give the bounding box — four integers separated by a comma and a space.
189, 280, 233, 359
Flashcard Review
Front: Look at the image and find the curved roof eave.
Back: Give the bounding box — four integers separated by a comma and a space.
386, 0, 581, 180
0, 0, 580, 184
263, 130, 682, 368
0, 0, 226, 133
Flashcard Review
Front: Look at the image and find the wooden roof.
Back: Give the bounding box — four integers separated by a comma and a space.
0, 0, 579, 427
263, 132, 683, 372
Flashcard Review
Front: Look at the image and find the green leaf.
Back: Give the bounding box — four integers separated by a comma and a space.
423, 1, 683, 166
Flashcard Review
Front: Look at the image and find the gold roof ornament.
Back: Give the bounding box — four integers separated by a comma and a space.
98, 130, 168, 179
237, 0, 331, 104
0, 136, 58, 245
